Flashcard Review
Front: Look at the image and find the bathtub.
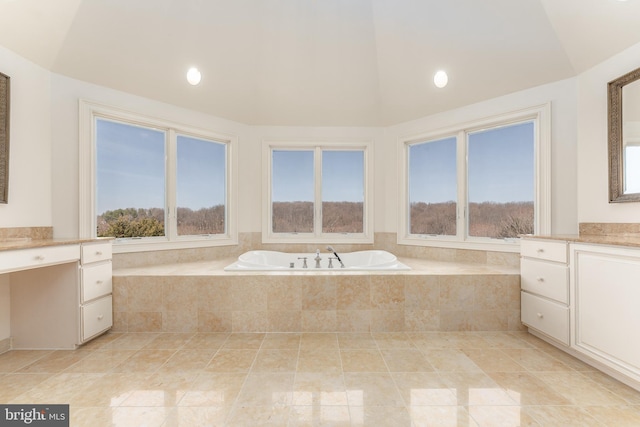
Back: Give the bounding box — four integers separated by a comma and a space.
224, 250, 410, 271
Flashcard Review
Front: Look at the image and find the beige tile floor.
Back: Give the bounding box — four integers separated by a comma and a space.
1, 331, 640, 426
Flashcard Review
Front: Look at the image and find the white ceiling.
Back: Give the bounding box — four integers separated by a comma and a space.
1, 0, 640, 126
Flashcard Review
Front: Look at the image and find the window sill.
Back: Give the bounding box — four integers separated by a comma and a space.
111, 236, 238, 254
397, 236, 521, 253
262, 234, 374, 245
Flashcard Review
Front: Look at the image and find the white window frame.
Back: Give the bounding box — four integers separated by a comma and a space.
398, 103, 551, 252
262, 139, 374, 244
79, 100, 238, 253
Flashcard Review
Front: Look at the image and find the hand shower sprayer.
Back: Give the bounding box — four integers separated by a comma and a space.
326, 246, 345, 268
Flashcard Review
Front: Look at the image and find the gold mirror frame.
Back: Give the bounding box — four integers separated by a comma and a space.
0, 72, 8, 204
608, 66, 640, 203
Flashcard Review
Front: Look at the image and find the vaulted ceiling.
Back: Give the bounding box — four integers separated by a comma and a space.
1, 0, 639, 126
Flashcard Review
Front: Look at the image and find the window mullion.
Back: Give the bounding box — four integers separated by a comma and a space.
167, 129, 177, 241
315, 147, 323, 238
457, 130, 467, 242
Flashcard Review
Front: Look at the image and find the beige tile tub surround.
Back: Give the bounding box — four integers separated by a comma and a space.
113, 258, 521, 334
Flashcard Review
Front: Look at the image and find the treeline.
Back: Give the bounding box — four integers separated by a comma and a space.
98, 201, 532, 239
410, 201, 533, 238
272, 201, 364, 233
97, 206, 225, 237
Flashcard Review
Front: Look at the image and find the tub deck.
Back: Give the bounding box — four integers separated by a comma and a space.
112, 257, 522, 334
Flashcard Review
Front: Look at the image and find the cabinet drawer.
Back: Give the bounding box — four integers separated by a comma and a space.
0, 244, 80, 274
81, 242, 112, 264
81, 262, 112, 302
521, 239, 567, 263
521, 292, 569, 345
81, 296, 112, 342
521, 258, 569, 303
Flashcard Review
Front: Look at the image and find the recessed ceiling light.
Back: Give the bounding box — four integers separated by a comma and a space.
186, 67, 201, 85
433, 70, 448, 88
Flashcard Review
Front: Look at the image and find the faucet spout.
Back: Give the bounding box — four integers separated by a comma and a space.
314, 249, 322, 268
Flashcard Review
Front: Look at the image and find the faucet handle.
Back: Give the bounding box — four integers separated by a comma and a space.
297, 257, 308, 268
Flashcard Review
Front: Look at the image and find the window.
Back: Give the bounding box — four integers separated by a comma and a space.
408, 137, 457, 236
263, 142, 372, 243
467, 122, 534, 239
176, 134, 227, 235
96, 119, 167, 239
400, 104, 550, 251
80, 101, 237, 252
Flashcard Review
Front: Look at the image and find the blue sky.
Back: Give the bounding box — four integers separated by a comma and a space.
272, 150, 364, 202
97, 118, 532, 214
96, 119, 226, 214
410, 121, 534, 204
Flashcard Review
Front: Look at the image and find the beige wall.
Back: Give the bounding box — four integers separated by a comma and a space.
577, 41, 640, 222
0, 45, 52, 228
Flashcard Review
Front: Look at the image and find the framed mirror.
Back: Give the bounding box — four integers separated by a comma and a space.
0, 72, 8, 204
608, 66, 640, 203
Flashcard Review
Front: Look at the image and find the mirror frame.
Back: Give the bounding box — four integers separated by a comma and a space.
0, 72, 8, 204
608, 66, 640, 203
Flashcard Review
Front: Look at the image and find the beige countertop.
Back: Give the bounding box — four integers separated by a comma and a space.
521, 234, 640, 248
0, 237, 112, 252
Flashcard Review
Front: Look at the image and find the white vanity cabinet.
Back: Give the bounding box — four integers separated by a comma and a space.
79, 241, 113, 343
520, 239, 570, 345
4, 239, 112, 349
571, 243, 640, 386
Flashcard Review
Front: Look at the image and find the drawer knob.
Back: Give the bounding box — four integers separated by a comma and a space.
34, 255, 45, 261
536, 313, 544, 319
536, 248, 544, 253
97, 314, 104, 321
96, 251, 103, 256
536, 277, 545, 282
96, 280, 103, 285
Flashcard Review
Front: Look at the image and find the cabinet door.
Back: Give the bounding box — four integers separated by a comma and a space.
573, 245, 640, 378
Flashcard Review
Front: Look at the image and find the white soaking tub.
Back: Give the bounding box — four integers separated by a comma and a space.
224, 250, 410, 271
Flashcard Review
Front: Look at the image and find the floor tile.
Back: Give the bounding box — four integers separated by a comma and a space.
293, 372, 349, 406
2, 331, 639, 426
522, 405, 601, 427
178, 372, 246, 407
422, 349, 481, 373
261, 333, 301, 349
297, 349, 342, 374
340, 349, 387, 372
220, 333, 265, 350
409, 406, 480, 427
343, 372, 405, 407
536, 371, 630, 406
288, 405, 351, 426
392, 372, 459, 406
205, 349, 257, 373
182, 333, 230, 350
583, 405, 640, 427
